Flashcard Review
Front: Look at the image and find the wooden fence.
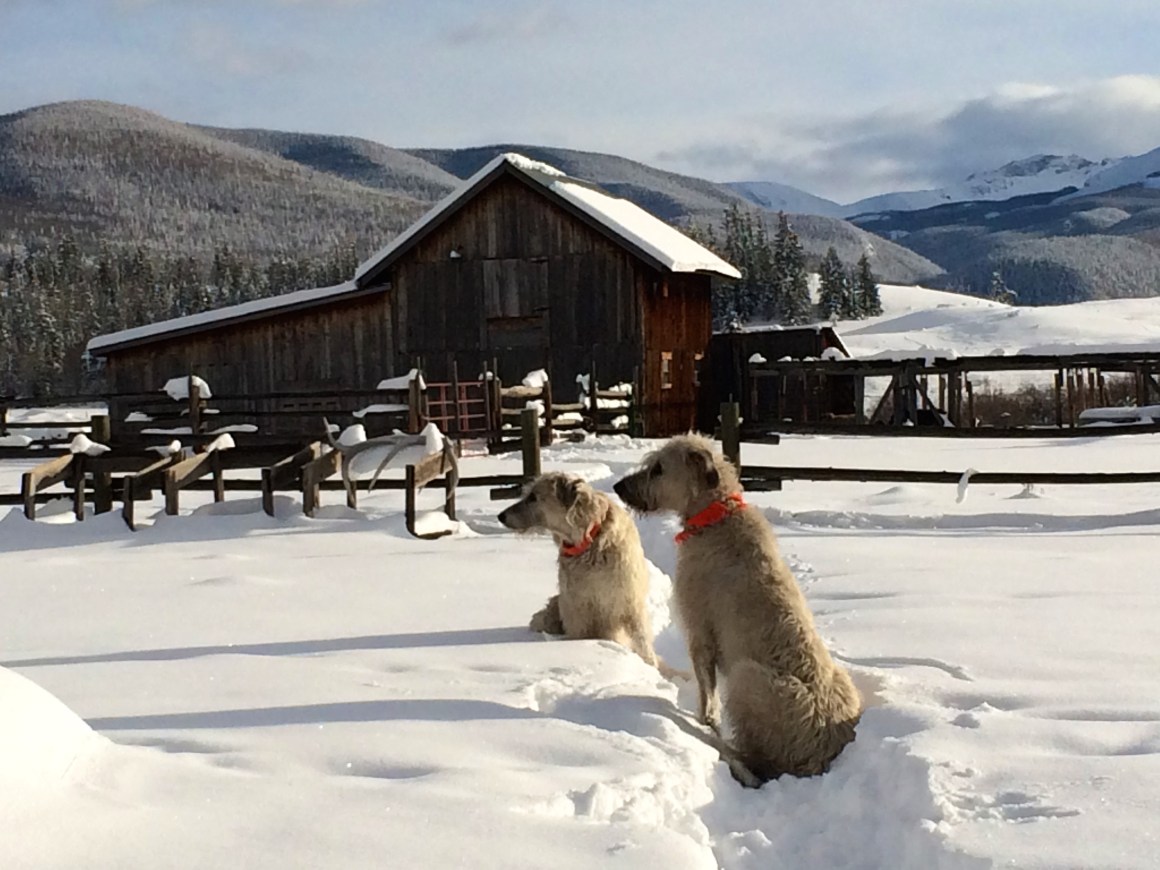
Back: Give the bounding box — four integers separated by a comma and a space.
717, 402, 1160, 492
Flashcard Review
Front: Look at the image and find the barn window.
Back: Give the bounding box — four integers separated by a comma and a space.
693, 352, 704, 387
660, 352, 673, 390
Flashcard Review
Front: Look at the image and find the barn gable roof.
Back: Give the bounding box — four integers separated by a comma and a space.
87, 152, 738, 356
353, 152, 741, 286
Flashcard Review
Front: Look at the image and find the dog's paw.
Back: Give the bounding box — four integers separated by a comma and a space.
529, 610, 565, 636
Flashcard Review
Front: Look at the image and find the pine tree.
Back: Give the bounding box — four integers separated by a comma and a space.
855, 253, 882, 317
817, 247, 848, 320
988, 270, 1017, 305
772, 212, 812, 324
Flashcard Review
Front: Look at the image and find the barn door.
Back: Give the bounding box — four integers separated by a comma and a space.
482, 259, 550, 383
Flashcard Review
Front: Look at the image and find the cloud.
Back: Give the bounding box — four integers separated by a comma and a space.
441, 4, 571, 46
656, 75, 1160, 203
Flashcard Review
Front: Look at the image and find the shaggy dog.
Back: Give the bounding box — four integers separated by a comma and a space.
498, 473, 657, 667
614, 435, 861, 785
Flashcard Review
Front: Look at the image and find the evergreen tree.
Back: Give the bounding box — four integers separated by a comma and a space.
988, 270, 1017, 305
772, 212, 812, 324
854, 253, 882, 317
817, 247, 848, 320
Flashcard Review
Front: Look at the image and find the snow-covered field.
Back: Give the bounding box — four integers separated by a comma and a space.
838, 284, 1160, 363
4, 427, 1160, 869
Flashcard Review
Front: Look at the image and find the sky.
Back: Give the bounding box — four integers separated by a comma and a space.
2, 0, 1160, 202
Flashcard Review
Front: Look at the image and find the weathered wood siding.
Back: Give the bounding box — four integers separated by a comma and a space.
107, 293, 393, 400
390, 173, 642, 394
640, 273, 713, 435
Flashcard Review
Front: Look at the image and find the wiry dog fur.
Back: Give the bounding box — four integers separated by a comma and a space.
498, 473, 656, 666
614, 435, 861, 784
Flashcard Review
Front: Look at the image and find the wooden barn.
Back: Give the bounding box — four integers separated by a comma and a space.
700, 325, 854, 428
87, 153, 740, 436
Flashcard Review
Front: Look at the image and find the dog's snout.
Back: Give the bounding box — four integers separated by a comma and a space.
497, 506, 514, 528
612, 478, 630, 500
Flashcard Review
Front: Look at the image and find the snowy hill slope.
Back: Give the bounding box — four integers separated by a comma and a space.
725, 180, 845, 218
837, 283, 1160, 360
1072, 144, 1160, 197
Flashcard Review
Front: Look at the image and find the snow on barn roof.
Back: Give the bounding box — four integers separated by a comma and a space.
354, 151, 741, 283
88, 152, 738, 355
87, 281, 360, 354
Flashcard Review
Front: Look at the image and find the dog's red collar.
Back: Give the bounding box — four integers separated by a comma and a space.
560, 523, 601, 558
675, 493, 747, 544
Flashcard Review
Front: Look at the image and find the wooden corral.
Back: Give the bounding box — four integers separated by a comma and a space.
87, 154, 739, 437
701, 325, 852, 429
742, 351, 1160, 434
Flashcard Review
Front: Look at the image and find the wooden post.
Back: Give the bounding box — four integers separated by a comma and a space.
1054, 370, 1064, 429
0, 402, 7, 437
450, 358, 462, 438
520, 407, 541, 482
90, 414, 113, 514
188, 376, 201, 435
72, 454, 86, 521
965, 378, 975, 428
1098, 372, 1108, 408
1136, 365, 1147, 408
1066, 368, 1076, 427
444, 470, 457, 521
1086, 369, 1097, 410
407, 372, 422, 434
854, 375, 866, 425
720, 402, 741, 472
211, 450, 225, 503
588, 359, 598, 425
938, 374, 946, 415
541, 377, 554, 447
630, 364, 642, 438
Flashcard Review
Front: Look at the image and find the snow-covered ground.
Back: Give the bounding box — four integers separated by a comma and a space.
829, 284, 1160, 405
838, 284, 1160, 362
4, 427, 1160, 869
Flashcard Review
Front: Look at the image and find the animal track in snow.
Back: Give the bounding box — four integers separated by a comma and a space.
835, 654, 973, 682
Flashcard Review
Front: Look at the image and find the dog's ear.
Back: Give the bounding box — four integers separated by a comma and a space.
554, 475, 581, 507
685, 446, 720, 488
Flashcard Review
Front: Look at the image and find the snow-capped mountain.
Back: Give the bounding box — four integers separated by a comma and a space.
1069, 144, 1160, 197
841, 154, 1116, 216
723, 180, 845, 218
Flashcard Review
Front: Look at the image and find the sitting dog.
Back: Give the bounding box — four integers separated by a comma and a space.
614, 435, 861, 785
498, 473, 657, 667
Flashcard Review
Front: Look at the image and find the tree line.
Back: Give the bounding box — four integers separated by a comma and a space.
691, 206, 882, 331
0, 238, 362, 398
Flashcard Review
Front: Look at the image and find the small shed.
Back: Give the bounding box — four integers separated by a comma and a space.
88, 153, 740, 436
701, 325, 854, 427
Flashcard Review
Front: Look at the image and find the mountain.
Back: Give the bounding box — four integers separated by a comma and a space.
1068, 145, 1160, 198
724, 181, 844, 218
0, 101, 939, 285
841, 155, 1113, 217
849, 184, 1160, 303
0, 100, 428, 258
196, 126, 460, 201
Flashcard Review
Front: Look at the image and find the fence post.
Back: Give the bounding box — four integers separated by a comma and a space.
90, 414, 113, 514
720, 402, 741, 472
0, 401, 7, 437
72, 454, 87, 521
188, 376, 202, 435
520, 407, 541, 482
407, 373, 422, 434
541, 378, 554, 447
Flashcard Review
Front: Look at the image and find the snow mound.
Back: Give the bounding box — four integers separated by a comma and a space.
163, 375, 212, 401
522, 368, 550, 389
0, 667, 103, 798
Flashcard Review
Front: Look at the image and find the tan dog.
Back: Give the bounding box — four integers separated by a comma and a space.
614, 435, 861, 785
498, 473, 656, 667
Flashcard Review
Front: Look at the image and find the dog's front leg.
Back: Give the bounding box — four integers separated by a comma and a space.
690, 641, 722, 733
529, 595, 565, 635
